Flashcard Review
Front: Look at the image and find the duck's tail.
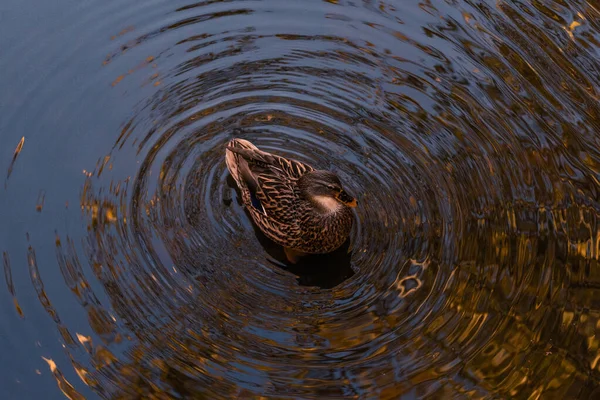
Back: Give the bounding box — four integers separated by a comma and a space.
225, 138, 257, 185
225, 138, 267, 213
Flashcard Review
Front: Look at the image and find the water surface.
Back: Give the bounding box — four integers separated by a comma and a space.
2, 0, 600, 398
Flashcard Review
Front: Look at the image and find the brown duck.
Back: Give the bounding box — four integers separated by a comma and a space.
225, 139, 357, 263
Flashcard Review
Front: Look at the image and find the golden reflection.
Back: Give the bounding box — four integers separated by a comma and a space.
3, 251, 24, 318
35, 190, 45, 212
23, 0, 600, 397
42, 357, 85, 400
4, 136, 24, 187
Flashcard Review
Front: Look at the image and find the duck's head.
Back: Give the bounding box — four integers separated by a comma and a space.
298, 170, 357, 212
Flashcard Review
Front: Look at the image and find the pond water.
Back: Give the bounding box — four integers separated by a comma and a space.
2, 0, 600, 398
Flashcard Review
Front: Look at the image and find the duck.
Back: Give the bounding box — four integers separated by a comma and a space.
225, 138, 357, 263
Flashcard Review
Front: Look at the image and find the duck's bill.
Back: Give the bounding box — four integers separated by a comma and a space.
337, 190, 357, 207
345, 198, 358, 207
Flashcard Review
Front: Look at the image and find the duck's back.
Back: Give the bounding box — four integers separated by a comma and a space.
225, 139, 311, 243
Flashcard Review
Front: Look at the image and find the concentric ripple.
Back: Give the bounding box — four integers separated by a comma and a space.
3, 0, 600, 398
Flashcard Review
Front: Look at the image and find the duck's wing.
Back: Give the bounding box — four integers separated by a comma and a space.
225, 139, 313, 227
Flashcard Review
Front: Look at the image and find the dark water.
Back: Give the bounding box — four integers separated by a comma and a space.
2, 0, 600, 398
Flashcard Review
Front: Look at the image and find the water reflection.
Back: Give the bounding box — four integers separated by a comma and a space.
2, 0, 600, 398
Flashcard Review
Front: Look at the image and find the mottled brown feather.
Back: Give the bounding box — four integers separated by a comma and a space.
225, 138, 353, 254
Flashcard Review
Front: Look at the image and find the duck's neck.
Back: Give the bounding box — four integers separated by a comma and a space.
309, 195, 343, 215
